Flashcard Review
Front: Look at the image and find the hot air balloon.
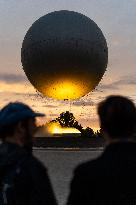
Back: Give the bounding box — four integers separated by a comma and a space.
21, 10, 108, 100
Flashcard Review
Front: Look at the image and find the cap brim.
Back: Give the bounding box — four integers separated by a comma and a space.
34, 112, 45, 117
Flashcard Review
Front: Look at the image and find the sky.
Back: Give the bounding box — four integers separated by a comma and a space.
0, 0, 136, 131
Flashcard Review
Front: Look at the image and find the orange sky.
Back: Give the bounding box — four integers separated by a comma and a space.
0, 1, 136, 131
0, 72, 135, 131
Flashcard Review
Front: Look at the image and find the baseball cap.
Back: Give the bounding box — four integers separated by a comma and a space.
0, 102, 45, 129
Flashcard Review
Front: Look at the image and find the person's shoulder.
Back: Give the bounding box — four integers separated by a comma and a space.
25, 154, 48, 173
29, 154, 46, 166
74, 157, 101, 177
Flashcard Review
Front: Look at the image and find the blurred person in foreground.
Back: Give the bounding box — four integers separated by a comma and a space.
0, 102, 57, 205
67, 95, 136, 205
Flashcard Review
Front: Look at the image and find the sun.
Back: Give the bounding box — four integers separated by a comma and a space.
47, 122, 81, 135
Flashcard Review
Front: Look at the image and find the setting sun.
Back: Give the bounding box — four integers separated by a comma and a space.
47, 122, 81, 135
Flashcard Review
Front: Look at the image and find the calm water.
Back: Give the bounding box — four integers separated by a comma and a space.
34, 148, 103, 205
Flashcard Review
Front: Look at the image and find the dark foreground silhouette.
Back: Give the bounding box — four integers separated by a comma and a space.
0, 102, 57, 205
67, 95, 136, 205
67, 141, 136, 205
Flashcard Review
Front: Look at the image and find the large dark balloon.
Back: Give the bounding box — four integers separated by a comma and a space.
21, 10, 108, 100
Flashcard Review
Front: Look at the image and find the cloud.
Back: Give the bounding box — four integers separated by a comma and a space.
48, 114, 58, 117
99, 74, 136, 90
0, 73, 27, 84
42, 105, 58, 108
78, 117, 99, 129
72, 100, 95, 106
14, 92, 37, 97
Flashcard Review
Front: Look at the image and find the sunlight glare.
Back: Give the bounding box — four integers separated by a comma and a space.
42, 79, 91, 100
48, 122, 81, 135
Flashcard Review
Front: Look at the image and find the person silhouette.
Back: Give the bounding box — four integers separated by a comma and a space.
0, 102, 57, 205
67, 95, 136, 205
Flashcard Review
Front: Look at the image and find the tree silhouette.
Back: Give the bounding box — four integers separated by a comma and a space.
94, 128, 104, 138
81, 127, 94, 137
52, 111, 83, 131
56, 111, 76, 127
57, 111, 76, 127
50, 111, 95, 137
73, 121, 83, 132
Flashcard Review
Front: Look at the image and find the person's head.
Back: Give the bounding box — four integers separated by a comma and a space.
98, 95, 136, 140
0, 102, 45, 152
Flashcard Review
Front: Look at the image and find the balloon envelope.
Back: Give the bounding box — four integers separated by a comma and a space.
21, 10, 108, 100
